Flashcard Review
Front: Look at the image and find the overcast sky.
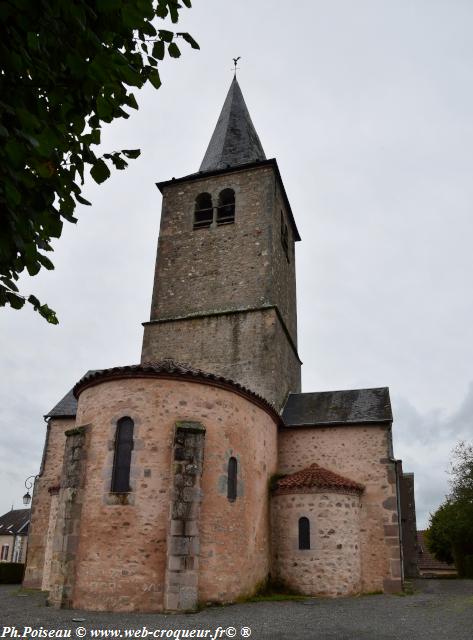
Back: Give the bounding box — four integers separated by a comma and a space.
1, 1, 472, 528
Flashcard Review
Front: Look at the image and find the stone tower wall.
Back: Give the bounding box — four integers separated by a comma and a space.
141, 163, 301, 408
23, 416, 73, 590
54, 376, 277, 612
271, 178, 298, 341
277, 424, 402, 593
271, 490, 362, 596
141, 308, 300, 409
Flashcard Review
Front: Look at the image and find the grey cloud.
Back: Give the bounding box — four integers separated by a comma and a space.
393, 385, 473, 528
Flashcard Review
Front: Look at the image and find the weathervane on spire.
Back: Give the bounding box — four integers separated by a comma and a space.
232, 56, 241, 77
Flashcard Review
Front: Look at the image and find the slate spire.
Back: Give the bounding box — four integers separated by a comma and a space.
199, 77, 266, 172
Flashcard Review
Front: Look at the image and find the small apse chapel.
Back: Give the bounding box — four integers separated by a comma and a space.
24, 77, 416, 612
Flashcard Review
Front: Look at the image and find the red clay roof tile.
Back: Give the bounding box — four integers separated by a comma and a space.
274, 463, 364, 494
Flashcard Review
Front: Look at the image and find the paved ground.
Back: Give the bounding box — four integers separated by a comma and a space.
1, 580, 472, 640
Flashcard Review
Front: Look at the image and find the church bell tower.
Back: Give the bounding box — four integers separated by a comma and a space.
141, 77, 301, 408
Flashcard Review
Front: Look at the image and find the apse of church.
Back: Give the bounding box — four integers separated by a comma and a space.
23, 77, 414, 612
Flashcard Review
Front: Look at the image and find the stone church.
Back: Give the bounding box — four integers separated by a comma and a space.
24, 78, 416, 611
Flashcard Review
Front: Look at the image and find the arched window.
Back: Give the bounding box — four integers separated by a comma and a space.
217, 189, 235, 225
111, 417, 134, 493
227, 456, 238, 501
193, 193, 213, 229
298, 517, 310, 550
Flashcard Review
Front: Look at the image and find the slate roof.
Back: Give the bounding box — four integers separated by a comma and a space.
0, 509, 30, 535
45, 370, 99, 418
282, 387, 392, 427
199, 77, 266, 172
46, 388, 78, 418
274, 463, 364, 494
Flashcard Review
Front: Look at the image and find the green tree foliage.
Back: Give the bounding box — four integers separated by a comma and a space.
426, 442, 473, 576
0, 0, 198, 323
450, 441, 473, 501
425, 501, 457, 565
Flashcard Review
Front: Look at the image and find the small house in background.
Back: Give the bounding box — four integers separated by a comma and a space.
0, 508, 30, 563
417, 530, 457, 577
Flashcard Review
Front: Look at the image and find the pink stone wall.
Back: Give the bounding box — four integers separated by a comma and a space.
277, 425, 402, 593
68, 377, 278, 611
23, 417, 73, 589
271, 491, 362, 596
41, 492, 59, 590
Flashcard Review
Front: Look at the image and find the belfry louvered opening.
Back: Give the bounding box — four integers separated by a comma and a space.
193, 193, 213, 229
216, 188, 235, 225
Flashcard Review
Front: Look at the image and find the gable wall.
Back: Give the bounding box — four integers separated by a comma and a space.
277, 424, 402, 593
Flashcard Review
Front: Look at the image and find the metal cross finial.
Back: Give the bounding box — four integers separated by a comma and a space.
232, 56, 241, 76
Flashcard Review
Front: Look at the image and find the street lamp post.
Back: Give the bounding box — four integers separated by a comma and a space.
23, 475, 38, 507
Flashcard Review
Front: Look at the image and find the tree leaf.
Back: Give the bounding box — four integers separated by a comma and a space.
39, 304, 59, 325
153, 40, 165, 60
122, 149, 141, 159
158, 29, 173, 42
180, 32, 199, 49
28, 295, 59, 324
125, 93, 139, 110
168, 42, 181, 58
27, 294, 41, 308
7, 292, 26, 310
82, 129, 101, 145
0, 277, 18, 292
37, 254, 55, 270
5, 181, 21, 206
90, 159, 111, 184
75, 194, 92, 206
168, 1, 179, 23
148, 68, 162, 89
110, 154, 128, 170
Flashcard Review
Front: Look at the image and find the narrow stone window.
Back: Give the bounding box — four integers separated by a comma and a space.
1, 545, 9, 561
193, 193, 213, 229
298, 517, 310, 550
111, 417, 134, 493
217, 188, 235, 225
227, 456, 238, 501
280, 211, 290, 262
